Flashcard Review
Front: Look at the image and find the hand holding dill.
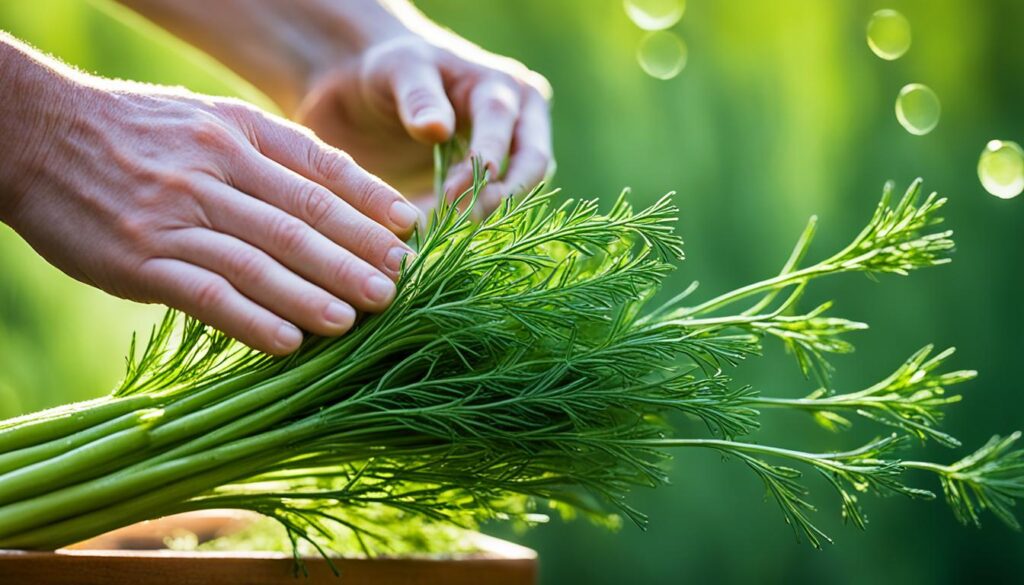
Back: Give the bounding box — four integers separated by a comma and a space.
0, 146, 1019, 564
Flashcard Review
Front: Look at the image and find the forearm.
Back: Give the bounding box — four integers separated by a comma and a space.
114, 0, 428, 113
0, 34, 87, 223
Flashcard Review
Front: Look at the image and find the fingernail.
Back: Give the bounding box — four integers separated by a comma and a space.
385, 246, 414, 273
388, 201, 419, 231
274, 323, 303, 352
323, 301, 355, 329
365, 275, 396, 304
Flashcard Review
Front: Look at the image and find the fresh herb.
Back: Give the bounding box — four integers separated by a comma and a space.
0, 148, 1020, 565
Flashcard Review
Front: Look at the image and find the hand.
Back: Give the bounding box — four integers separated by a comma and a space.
0, 41, 418, 355
111, 0, 555, 218
295, 31, 554, 217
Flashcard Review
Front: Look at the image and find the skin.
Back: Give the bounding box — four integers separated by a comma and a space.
0, 0, 553, 354
117, 0, 554, 211
0, 37, 415, 354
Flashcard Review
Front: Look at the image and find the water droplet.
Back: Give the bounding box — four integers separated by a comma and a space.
867, 9, 911, 60
978, 140, 1024, 199
895, 83, 940, 135
624, 0, 686, 31
637, 31, 687, 80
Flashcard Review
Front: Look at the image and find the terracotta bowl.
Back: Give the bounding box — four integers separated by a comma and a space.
0, 511, 537, 585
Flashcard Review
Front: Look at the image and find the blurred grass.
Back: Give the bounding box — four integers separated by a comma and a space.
1, 0, 1022, 582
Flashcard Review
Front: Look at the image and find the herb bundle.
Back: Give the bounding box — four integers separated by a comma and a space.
0, 149, 1021, 560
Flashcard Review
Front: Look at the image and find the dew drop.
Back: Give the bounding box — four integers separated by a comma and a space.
895, 83, 940, 135
978, 140, 1024, 199
867, 9, 912, 60
624, 0, 686, 31
637, 31, 687, 80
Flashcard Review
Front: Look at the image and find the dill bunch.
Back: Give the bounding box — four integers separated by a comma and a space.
0, 148, 1021, 562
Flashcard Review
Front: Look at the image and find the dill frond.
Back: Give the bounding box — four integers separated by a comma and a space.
0, 148, 1018, 558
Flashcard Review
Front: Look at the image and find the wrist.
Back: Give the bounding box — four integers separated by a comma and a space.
279, 0, 424, 114
0, 37, 87, 225
114, 0, 420, 115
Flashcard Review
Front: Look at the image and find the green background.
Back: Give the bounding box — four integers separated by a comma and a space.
1, 0, 1022, 582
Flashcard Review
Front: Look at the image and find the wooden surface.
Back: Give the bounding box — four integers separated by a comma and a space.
0, 512, 537, 585
0, 550, 537, 585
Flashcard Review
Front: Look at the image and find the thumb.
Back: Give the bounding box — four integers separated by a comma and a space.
391, 63, 456, 144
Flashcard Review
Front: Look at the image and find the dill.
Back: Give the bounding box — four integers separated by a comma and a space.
0, 148, 1019, 563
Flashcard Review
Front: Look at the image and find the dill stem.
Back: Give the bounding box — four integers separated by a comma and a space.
682, 264, 827, 317
143, 348, 386, 463
0, 410, 148, 475
748, 395, 856, 410
637, 437, 875, 465
147, 373, 304, 449
0, 417, 321, 540
0, 423, 152, 505
0, 395, 157, 454
900, 460, 952, 474
0, 323, 428, 537
0, 453, 270, 549
143, 320, 413, 453
153, 366, 281, 423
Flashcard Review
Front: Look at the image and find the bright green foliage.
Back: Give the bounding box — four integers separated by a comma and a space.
0, 150, 1020, 565
752, 345, 975, 447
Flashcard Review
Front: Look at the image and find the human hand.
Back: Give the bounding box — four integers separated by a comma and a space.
0, 42, 418, 355
113, 0, 554, 217
295, 30, 554, 217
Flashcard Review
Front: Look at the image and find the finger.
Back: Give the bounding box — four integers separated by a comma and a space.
226, 149, 415, 282
195, 178, 403, 310
241, 114, 422, 236
468, 78, 521, 173
445, 77, 522, 199
164, 227, 360, 336
137, 258, 304, 355
391, 62, 456, 144
478, 88, 553, 216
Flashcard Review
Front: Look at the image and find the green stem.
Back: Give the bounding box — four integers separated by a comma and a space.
0, 417, 321, 540
682, 264, 827, 317
143, 345, 384, 465
748, 396, 840, 410
0, 395, 157, 454
0, 453, 269, 549
0, 419, 155, 506
749, 395, 929, 411
901, 460, 951, 474
0, 409, 157, 476
636, 437, 875, 464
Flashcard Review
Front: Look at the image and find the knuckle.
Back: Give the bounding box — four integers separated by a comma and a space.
330, 255, 361, 286
153, 171, 200, 196
299, 186, 337, 228
346, 176, 387, 212
356, 221, 397, 258
132, 165, 163, 189
368, 37, 432, 71
483, 92, 517, 118
308, 146, 351, 183
193, 277, 230, 312
227, 247, 267, 283
189, 118, 236, 151
270, 214, 309, 256
241, 313, 271, 345
115, 214, 153, 251
395, 38, 433, 62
